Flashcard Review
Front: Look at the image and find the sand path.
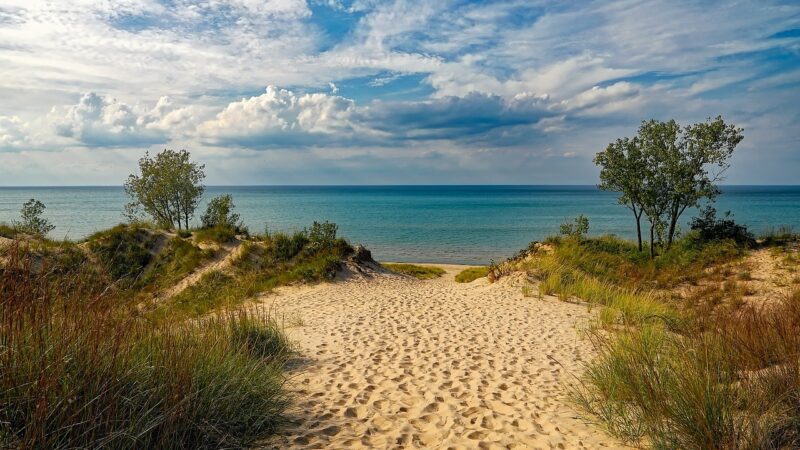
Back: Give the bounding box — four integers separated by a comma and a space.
260, 265, 621, 449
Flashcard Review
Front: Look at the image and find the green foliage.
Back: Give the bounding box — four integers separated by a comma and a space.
559, 214, 590, 239
307, 220, 338, 248
689, 206, 755, 247
521, 232, 800, 448
455, 266, 490, 283
15, 198, 54, 236
384, 263, 446, 279
595, 116, 743, 256
201, 194, 242, 230
158, 224, 352, 321
271, 231, 310, 261
87, 224, 157, 283
594, 137, 647, 250
0, 245, 290, 449
124, 149, 205, 231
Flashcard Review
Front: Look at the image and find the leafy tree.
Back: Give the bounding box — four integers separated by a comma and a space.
659, 116, 743, 249
594, 137, 647, 251
559, 215, 589, 239
596, 116, 743, 257
16, 198, 55, 236
124, 149, 205, 231
201, 194, 241, 230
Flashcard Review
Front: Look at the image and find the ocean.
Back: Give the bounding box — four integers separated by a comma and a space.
0, 185, 797, 264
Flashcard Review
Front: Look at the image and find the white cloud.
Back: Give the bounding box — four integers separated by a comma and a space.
51, 93, 195, 147
0, 116, 29, 150
198, 86, 363, 147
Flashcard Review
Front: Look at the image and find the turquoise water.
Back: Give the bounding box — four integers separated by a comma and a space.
0, 186, 797, 264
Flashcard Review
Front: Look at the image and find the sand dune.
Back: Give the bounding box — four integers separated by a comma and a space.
260, 265, 623, 449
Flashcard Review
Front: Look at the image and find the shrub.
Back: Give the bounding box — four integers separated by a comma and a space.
690, 206, 755, 247
455, 267, 490, 283
307, 221, 338, 248
271, 231, 309, 261
201, 194, 242, 230
560, 214, 590, 239
15, 198, 54, 236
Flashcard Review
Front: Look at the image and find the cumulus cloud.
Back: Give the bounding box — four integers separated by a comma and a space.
0, 116, 29, 150
51, 93, 194, 147
198, 86, 363, 147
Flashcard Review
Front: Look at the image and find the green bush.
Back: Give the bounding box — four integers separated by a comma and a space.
15, 198, 55, 236
271, 231, 309, 261
560, 214, 590, 239
307, 220, 338, 248
690, 207, 755, 247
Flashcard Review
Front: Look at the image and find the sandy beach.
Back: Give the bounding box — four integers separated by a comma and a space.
261, 264, 623, 449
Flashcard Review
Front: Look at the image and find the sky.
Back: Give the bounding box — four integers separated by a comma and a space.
0, 0, 798, 186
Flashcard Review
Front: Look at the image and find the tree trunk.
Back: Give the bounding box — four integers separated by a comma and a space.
666, 207, 678, 250
635, 212, 643, 252
649, 225, 655, 259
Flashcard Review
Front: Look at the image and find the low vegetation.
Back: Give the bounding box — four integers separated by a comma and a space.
1, 214, 358, 447
506, 222, 800, 448
0, 242, 291, 449
455, 266, 489, 283
384, 263, 446, 279
153, 222, 353, 321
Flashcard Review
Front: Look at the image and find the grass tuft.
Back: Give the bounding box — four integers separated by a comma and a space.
455, 266, 490, 283
384, 263, 446, 279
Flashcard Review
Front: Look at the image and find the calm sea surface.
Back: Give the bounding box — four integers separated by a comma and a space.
0, 186, 797, 264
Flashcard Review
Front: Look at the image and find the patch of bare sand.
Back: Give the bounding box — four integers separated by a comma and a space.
259, 264, 622, 449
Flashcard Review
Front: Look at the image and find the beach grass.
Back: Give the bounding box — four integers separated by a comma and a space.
0, 242, 292, 449
455, 266, 490, 283
513, 232, 800, 448
384, 263, 446, 279
0, 219, 359, 448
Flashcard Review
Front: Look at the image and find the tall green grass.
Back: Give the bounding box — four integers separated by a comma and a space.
0, 242, 292, 449
524, 234, 800, 448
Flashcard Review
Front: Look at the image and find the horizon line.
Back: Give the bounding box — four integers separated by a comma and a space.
1, 183, 800, 188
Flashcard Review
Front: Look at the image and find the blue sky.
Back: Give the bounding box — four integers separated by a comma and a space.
0, 0, 798, 185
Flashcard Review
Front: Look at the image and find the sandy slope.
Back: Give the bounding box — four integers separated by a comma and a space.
259, 265, 622, 449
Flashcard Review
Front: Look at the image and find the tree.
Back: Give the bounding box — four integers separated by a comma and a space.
124, 149, 205, 231
596, 116, 743, 257
594, 137, 647, 251
16, 198, 55, 236
660, 116, 743, 249
201, 194, 241, 230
